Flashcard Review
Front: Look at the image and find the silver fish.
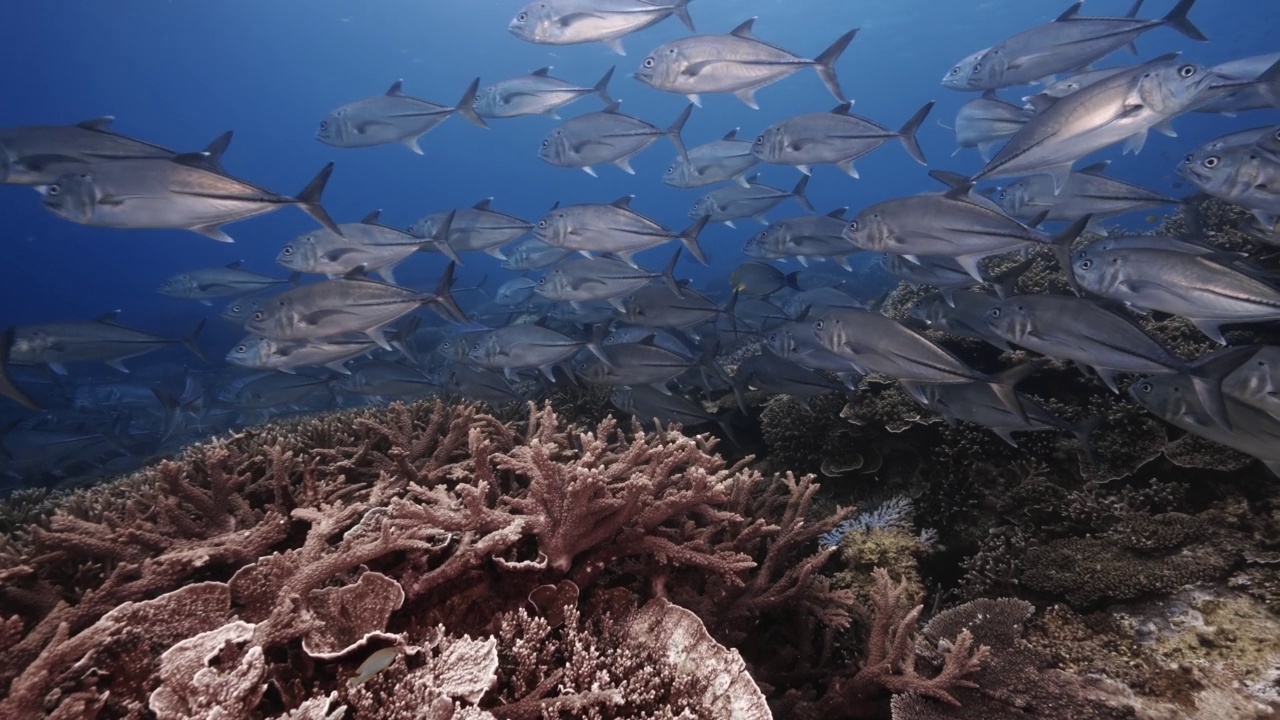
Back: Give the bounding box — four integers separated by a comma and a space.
244, 264, 465, 349
1193, 55, 1280, 115
880, 254, 986, 306
941, 0, 1206, 91
539, 101, 692, 177
781, 286, 868, 320
735, 351, 846, 405
501, 238, 572, 272
921, 381, 1097, 456
909, 290, 1012, 350
508, 0, 695, 56
220, 298, 264, 326
633, 19, 856, 108
495, 278, 539, 307
467, 325, 610, 380
336, 360, 439, 397
1034, 67, 1130, 100
579, 338, 701, 390
994, 160, 1181, 230
475, 66, 614, 119
751, 101, 933, 177
689, 174, 812, 228
226, 336, 378, 375
763, 322, 863, 387
159, 262, 293, 304
618, 283, 733, 330
1072, 247, 1280, 343
444, 365, 524, 406
610, 385, 725, 431
316, 79, 487, 154
218, 373, 330, 410
1177, 141, 1280, 229
0, 119, 232, 185
947, 90, 1032, 162
279, 210, 446, 283
535, 195, 709, 265
744, 208, 859, 269
38, 157, 339, 243
729, 261, 792, 297
9, 312, 206, 374
1221, 346, 1280, 421
663, 128, 759, 189
973, 55, 1213, 191
409, 199, 533, 260
534, 250, 681, 309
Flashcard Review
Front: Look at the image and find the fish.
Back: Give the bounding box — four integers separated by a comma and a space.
539, 101, 692, 176
0, 120, 233, 185
735, 351, 847, 406
1177, 140, 1280, 229
244, 263, 466, 350
534, 249, 681, 309
444, 365, 525, 406
744, 208, 859, 269
633, 20, 857, 108
730, 261, 794, 297
579, 336, 705, 391
993, 160, 1182, 230
946, 90, 1032, 162
1033, 67, 1130, 100
780, 286, 868, 320
226, 336, 379, 375
1256, 126, 1280, 159
1221, 346, 1280, 421
663, 128, 759, 189
909, 290, 1012, 350
316, 79, 488, 154
534, 195, 710, 265
617, 283, 735, 330
1193, 55, 1280, 115
941, 0, 1207, 91
9, 312, 206, 374
158, 261, 294, 304
501, 239, 573, 272
38, 157, 339, 243
610, 385, 729, 435
508, 0, 696, 56
920, 381, 1098, 458
751, 101, 933, 177
1072, 247, 1280, 344
467, 324, 611, 380
984, 294, 1234, 427
762, 323, 863, 388
409, 199, 533, 260
217, 372, 331, 410
220, 298, 264, 326
494, 278, 539, 307
879, 254, 987, 306
280, 209, 448, 282
689, 174, 812, 228
335, 361, 440, 398
811, 307, 1031, 416
843, 173, 1088, 281
474, 66, 614, 119
972, 55, 1214, 191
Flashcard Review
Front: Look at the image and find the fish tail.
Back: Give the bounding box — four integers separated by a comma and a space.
661, 247, 684, 298
898, 100, 935, 166
425, 209, 464, 265
391, 316, 422, 366
594, 66, 616, 106
455, 77, 490, 129
813, 28, 858, 103
429, 262, 470, 324
672, 0, 696, 32
792, 174, 814, 212
182, 319, 210, 364
0, 327, 41, 411
1188, 345, 1259, 430
1051, 214, 1092, 295
586, 323, 616, 369
987, 362, 1041, 424
1069, 416, 1104, 464
1163, 0, 1208, 41
666, 103, 694, 163
295, 162, 342, 237
1256, 57, 1280, 109
680, 215, 711, 265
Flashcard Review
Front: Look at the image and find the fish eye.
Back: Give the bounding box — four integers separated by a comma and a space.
231, 304, 241, 312
1178, 64, 1196, 78
754, 136, 764, 145
282, 246, 293, 255
538, 277, 546, 285
320, 121, 328, 130
692, 202, 699, 209
950, 67, 960, 75
1183, 154, 1194, 164
541, 139, 549, 149
814, 320, 824, 330
538, 220, 547, 228
998, 190, 1006, 199
973, 63, 982, 71
1203, 156, 1220, 168
1079, 259, 1093, 270
990, 308, 1002, 318
252, 311, 265, 321
517, 11, 527, 21
47, 184, 61, 196
666, 165, 674, 174
470, 343, 479, 352
236, 345, 247, 353
643, 58, 655, 68
1139, 381, 1153, 393
1273, 129, 1280, 141
848, 220, 859, 232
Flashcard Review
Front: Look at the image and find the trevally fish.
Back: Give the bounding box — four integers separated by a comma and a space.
617, 283, 735, 330
221, 298, 263, 326
972, 55, 1214, 191
467, 325, 610, 380
159, 262, 294, 305
534, 250, 681, 309
474, 66, 614, 119
494, 278, 539, 307
245, 264, 465, 349
501, 238, 572, 272
9, 312, 206, 374
880, 254, 987, 306
539, 101, 692, 176
920, 381, 1098, 458
689, 175, 812, 228
945, 90, 1032, 162
508, 0, 696, 56
0, 119, 231, 185
993, 161, 1182, 230
633, 19, 856, 108
217, 373, 331, 411
316, 79, 487, 154
279, 209, 450, 283
941, 0, 1206, 91
744, 208, 860, 269
610, 385, 726, 433
910, 290, 1012, 350
1221, 346, 1280, 421
781, 286, 867, 320
579, 337, 705, 391
729, 261, 794, 297
1177, 141, 1280, 228
409, 199, 533, 260
1193, 54, 1280, 115
534, 195, 709, 265
664, 128, 759, 189
1033, 67, 1130, 101
1072, 247, 1280, 343
335, 361, 439, 398
0, 328, 41, 410
763, 323, 863, 388
38, 157, 339, 243
444, 365, 524, 407
751, 101, 933, 177
735, 351, 847, 406
226, 336, 379, 375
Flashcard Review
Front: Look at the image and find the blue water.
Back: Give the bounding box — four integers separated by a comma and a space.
0, 0, 1275, 406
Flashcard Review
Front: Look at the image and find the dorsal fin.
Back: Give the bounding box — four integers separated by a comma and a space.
548, 200, 560, 211
1124, 0, 1143, 18
746, 174, 761, 185
76, 116, 115, 132
386, 80, 405, 96
826, 207, 848, 219
610, 195, 635, 209
929, 170, 974, 198
531, 66, 552, 77
95, 310, 122, 324
473, 198, 493, 211
1024, 94, 1057, 114
170, 151, 213, 168
730, 18, 757, 38
723, 128, 739, 141
1055, 1, 1083, 21
225, 260, 244, 269
342, 266, 370, 281
1148, 52, 1181, 64
981, 89, 1000, 101
602, 100, 623, 114
361, 209, 383, 224
1078, 161, 1111, 176
830, 102, 853, 115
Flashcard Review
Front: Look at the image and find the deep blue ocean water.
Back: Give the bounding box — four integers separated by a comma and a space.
0, 0, 1276, 418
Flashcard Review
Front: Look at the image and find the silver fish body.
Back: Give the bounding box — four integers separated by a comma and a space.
474, 66, 614, 119
160, 263, 291, 302
316, 79, 487, 154
409, 199, 533, 259
689, 175, 812, 227
951, 91, 1032, 161
501, 239, 572, 271
1177, 141, 1280, 228
539, 102, 691, 176
534, 252, 679, 308
535, 195, 709, 265
508, 0, 695, 55
745, 209, 858, 267
10, 313, 205, 373
751, 101, 933, 176
226, 336, 378, 375
279, 211, 429, 283
663, 128, 758, 188
994, 161, 1180, 227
